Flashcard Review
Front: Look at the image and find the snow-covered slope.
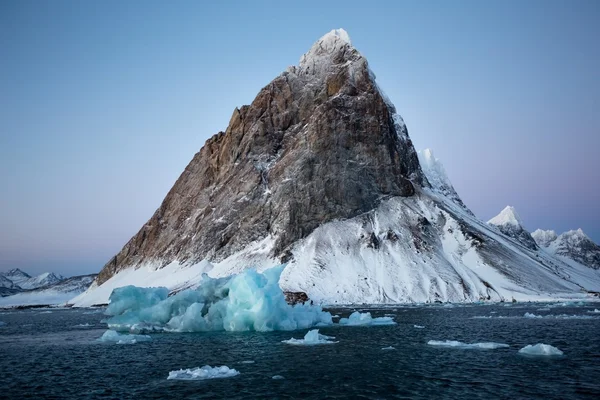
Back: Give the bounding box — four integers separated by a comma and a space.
0, 274, 17, 289
488, 206, 538, 250
533, 229, 600, 270
70, 28, 600, 307
0, 274, 96, 308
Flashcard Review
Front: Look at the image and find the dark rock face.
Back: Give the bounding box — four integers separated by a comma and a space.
495, 225, 538, 251
96, 31, 425, 285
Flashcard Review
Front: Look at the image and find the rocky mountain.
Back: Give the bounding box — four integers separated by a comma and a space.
72, 29, 600, 306
488, 206, 538, 250
533, 229, 600, 270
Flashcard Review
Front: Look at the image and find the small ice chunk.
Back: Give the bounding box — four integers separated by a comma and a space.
272, 375, 285, 380
427, 340, 509, 349
338, 311, 396, 326
524, 313, 543, 318
282, 329, 338, 345
413, 325, 425, 328
587, 309, 599, 313
97, 330, 151, 344
519, 344, 563, 356
240, 360, 255, 364
381, 346, 395, 350
167, 366, 240, 380
75, 323, 92, 328
39, 311, 53, 314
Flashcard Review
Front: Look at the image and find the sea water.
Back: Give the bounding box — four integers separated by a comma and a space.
0, 303, 599, 399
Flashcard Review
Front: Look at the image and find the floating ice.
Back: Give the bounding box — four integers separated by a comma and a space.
75, 323, 92, 328
519, 344, 563, 356
338, 311, 395, 326
97, 330, 151, 344
0, 321, 5, 326
413, 325, 425, 328
282, 329, 338, 345
240, 360, 255, 364
427, 340, 509, 349
587, 309, 599, 313
381, 346, 395, 350
82, 310, 103, 315
524, 313, 543, 318
105, 267, 333, 332
272, 375, 285, 380
39, 311, 53, 314
167, 366, 240, 380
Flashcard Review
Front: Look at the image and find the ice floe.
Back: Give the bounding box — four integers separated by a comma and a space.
413, 325, 425, 328
588, 309, 600, 313
338, 311, 395, 326
427, 340, 509, 349
97, 330, 151, 344
272, 375, 285, 380
105, 267, 333, 333
282, 329, 338, 345
381, 346, 396, 350
167, 366, 240, 380
519, 344, 563, 356
74, 323, 92, 328
524, 313, 543, 318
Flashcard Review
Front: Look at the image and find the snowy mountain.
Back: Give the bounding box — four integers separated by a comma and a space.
1, 268, 32, 288
71, 29, 600, 307
0, 269, 66, 291
488, 206, 538, 250
0, 274, 96, 308
533, 229, 600, 270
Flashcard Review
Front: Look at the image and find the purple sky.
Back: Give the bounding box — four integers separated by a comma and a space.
1, 0, 598, 276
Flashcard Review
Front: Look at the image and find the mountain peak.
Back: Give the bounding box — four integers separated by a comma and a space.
298, 29, 362, 76
531, 229, 558, 248
488, 206, 523, 228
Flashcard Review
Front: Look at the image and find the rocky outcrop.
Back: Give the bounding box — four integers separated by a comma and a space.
96, 29, 425, 285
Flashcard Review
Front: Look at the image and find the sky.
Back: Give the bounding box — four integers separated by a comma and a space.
0, 0, 598, 277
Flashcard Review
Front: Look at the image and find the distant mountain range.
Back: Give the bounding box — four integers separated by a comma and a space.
0, 268, 96, 307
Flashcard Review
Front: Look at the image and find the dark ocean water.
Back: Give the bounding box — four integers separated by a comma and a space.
1, 303, 599, 399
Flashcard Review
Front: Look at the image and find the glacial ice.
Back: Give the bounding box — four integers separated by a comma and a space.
519, 344, 563, 356
167, 366, 240, 380
272, 375, 285, 380
413, 325, 425, 328
97, 330, 151, 344
282, 329, 338, 345
381, 346, 396, 350
105, 267, 333, 332
427, 340, 509, 349
338, 311, 396, 326
74, 323, 92, 328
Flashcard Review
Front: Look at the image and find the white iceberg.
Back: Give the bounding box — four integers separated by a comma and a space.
167, 366, 239, 380
381, 346, 395, 350
519, 344, 563, 356
105, 266, 333, 333
97, 330, 151, 344
272, 375, 285, 380
74, 323, 92, 328
239, 360, 255, 364
413, 325, 425, 328
338, 311, 395, 326
588, 309, 600, 313
282, 329, 338, 345
427, 340, 509, 349
524, 313, 543, 318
